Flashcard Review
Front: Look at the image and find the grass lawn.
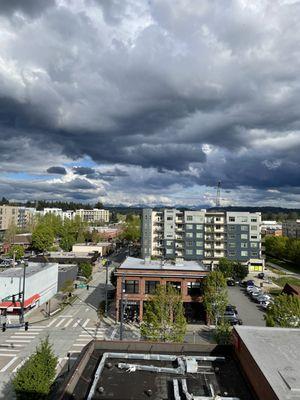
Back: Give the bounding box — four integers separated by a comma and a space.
271, 276, 300, 288
266, 257, 300, 274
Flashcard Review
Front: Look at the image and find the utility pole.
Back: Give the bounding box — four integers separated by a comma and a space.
119, 275, 125, 341
20, 261, 27, 324
104, 261, 109, 318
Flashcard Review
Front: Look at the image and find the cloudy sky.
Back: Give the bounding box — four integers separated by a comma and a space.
0, 0, 300, 207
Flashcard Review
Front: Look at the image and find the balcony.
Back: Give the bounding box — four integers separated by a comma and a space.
205, 244, 212, 249
205, 235, 214, 241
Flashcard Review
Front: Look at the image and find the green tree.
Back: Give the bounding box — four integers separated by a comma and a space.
217, 258, 233, 278
79, 262, 93, 279
141, 284, 187, 342
203, 270, 228, 325
110, 268, 117, 287
265, 236, 288, 259
232, 262, 248, 281
60, 231, 76, 251
214, 320, 232, 344
32, 225, 54, 252
286, 239, 300, 264
12, 336, 57, 399
7, 245, 25, 260
121, 215, 141, 241
264, 294, 300, 328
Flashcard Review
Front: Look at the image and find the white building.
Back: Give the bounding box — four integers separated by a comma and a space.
75, 209, 110, 224
0, 263, 58, 316
72, 242, 112, 256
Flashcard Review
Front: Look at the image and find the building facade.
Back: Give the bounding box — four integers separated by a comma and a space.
0, 205, 36, 231
75, 209, 110, 223
282, 220, 300, 238
142, 208, 263, 271
115, 256, 210, 322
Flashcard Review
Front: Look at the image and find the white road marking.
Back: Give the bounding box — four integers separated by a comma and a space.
59, 315, 73, 318
82, 319, 90, 328
72, 344, 87, 347
12, 358, 27, 373
0, 354, 18, 357
63, 319, 73, 328
0, 356, 18, 372
47, 318, 58, 327
55, 319, 65, 328
0, 348, 19, 353
72, 320, 80, 328
76, 338, 93, 341
0, 344, 23, 348
16, 331, 41, 335
5, 340, 30, 343
11, 336, 36, 339
110, 327, 118, 340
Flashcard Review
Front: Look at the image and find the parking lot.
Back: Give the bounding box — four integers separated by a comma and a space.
227, 286, 266, 326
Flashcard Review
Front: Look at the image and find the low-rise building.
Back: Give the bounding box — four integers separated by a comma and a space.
0, 262, 58, 316
29, 251, 98, 265
115, 256, 211, 323
88, 226, 122, 240
233, 326, 300, 400
75, 208, 110, 223
282, 220, 300, 239
261, 220, 282, 236
72, 242, 113, 256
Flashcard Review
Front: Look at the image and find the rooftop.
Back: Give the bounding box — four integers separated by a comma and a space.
234, 326, 300, 400
0, 262, 57, 278
119, 256, 210, 272
73, 242, 112, 247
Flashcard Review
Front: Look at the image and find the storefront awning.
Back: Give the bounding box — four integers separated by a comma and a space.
0, 294, 40, 309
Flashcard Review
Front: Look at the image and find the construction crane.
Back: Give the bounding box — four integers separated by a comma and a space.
215, 181, 221, 207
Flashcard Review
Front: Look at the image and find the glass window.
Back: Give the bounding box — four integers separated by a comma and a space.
229, 217, 235, 222
167, 216, 173, 221
187, 282, 202, 296
166, 241, 172, 246
251, 242, 258, 248
196, 232, 203, 238
196, 241, 203, 247
186, 224, 193, 229
186, 241, 193, 247
196, 249, 203, 255
215, 217, 221, 221
241, 234, 248, 240
251, 225, 257, 231
251, 252, 258, 257
166, 249, 173, 254
228, 234, 235, 239
187, 216, 193, 221
251, 235, 258, 240
228, 251, 236, 256
241, 226, 248, 231
167, 281, 181, 292
145, 281, 159, 294
186, 249, 193, 255
241, 243, 248, 248
251, 218, 257, 222
229, 242, 236, 248
186, 232, 193, 238
241, 251, 248, 257
229, 226, 235, 231
196, 224, 203, 229
124, 280, 139, 294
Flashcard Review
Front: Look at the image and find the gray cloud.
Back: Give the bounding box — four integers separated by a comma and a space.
47, 166, 67, 175
0, 0, 300, 205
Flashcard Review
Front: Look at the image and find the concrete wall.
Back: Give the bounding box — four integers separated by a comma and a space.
58, 265, 78, 291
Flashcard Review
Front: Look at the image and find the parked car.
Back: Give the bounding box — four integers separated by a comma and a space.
257, 272, 265, 279
246, 280, 255, 286
226, 304, 238, 314
260, 300, 273, 310
251, 291, 263, 300
221, 314, 243, 326
227, 279, 235, 286
256, 294, 271, 303
246, 285, 259, 294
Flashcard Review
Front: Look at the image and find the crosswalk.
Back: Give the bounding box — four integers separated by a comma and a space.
45, 316, 93, 329
70, 327, 106, 352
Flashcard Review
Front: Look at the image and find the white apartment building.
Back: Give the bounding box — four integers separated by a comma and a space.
142, 208, 263, 271
0, 205, 36, 231
75, 209, 110, 224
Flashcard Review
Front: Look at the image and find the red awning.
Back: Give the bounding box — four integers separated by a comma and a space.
0, 294, 40, 309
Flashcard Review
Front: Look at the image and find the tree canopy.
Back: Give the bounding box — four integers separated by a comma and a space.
120, 214, 141, 241
141, 284, 187, 342
32, 224, 55, 252
79, 262, 93, 279
217, 258, 248, 281
265, 294, 300, 328
7, 245, 25, 260
203, 270, 228, 325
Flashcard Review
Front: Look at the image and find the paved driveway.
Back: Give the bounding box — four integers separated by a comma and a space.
227, 286, 266, 326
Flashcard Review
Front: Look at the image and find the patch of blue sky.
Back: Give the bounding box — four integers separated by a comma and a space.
63, 155, 96, 168
4, 172, 49, 181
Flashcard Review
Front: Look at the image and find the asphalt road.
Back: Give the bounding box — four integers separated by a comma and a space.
227, 286, 266, 327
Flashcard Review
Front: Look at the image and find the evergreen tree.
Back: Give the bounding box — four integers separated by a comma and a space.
12, 336, 57, 399
141, 284, 187, 342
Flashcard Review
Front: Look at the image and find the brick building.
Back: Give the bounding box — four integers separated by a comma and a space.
115, 257, 211, 323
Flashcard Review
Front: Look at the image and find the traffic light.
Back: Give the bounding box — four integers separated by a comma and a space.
86, 284, 89, 290
24, 322, 29, 331
2, 323, 6, 332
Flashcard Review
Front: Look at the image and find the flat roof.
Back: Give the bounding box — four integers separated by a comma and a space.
119, 257, 210, 272
73, 242, 112, 247
0, 262, 57, 278
235, 326, 300, 400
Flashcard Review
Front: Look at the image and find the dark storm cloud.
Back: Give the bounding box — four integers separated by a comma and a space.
47, 166, 67, 175
1, 0, 300, 204
0, 0, 55, 17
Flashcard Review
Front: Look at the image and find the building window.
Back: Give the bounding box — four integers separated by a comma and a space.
228, 251, 236, 256
228, 226, 235, 231
186, 249, 193, 255
215, 225, 221, 230
251, 242, 258, 248
229, 217, 235, 222
124, 280, 139, 294
167, 281, 181, 292
251, 252, 258, 257
187, 282, 202, 296
186, 232, 193, 238
166, 249, 173, 254
229, 242, 236, 248
186, 224, 193, 229
241, 234, 248, 240
251, 225, 258, 231
251, 235, 258, 240
251, 218, 257, 222
196, 232, 203, 238
186, 241, 193, 247
167, 216, 173, 221
196, 241, 203, 247
196, 224, 203, 229
228, 234, 235, 239
145, 281, 159, 294
166, 241, 173, 246
241, 251, 248, 257
196, 249, 203, 255
241, 226, 248, 231
241, 243, 248, 248
187, 216, 193, 221
215, 217, 221, 221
